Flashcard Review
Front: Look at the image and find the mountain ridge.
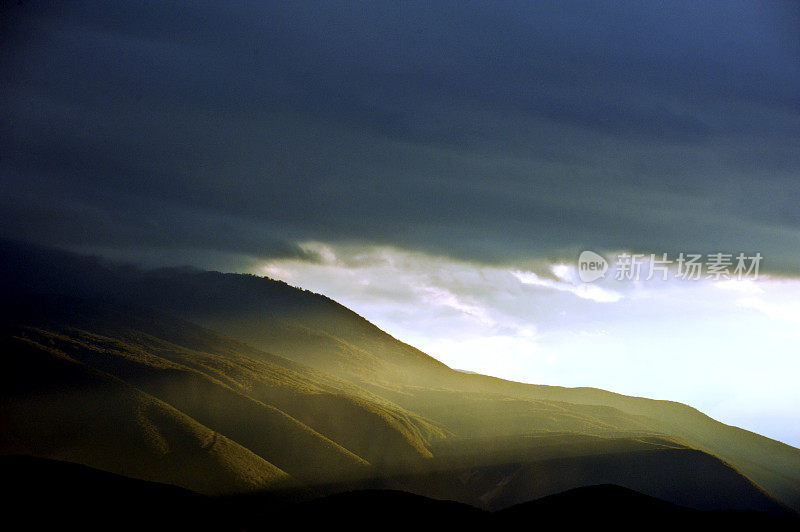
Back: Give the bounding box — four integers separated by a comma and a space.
1, 239, 798, 514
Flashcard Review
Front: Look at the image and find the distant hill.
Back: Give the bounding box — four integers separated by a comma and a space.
2, 455, 215, 531
496, 484, 799, 530
3, 456, 797, 531
1, 239, 799, 517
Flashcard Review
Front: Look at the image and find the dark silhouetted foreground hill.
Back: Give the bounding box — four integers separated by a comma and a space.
496, 484, 799, 531
3, 455, 214, 531
4, 456, 797, 531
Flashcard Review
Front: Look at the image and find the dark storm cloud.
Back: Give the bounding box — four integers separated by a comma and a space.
1, 1, 799, 271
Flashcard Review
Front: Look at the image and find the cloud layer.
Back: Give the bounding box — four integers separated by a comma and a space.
1, 1, 799, 271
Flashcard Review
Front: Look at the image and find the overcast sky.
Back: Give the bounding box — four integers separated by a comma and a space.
2, 1, 799, 269
2, 2, 799, 445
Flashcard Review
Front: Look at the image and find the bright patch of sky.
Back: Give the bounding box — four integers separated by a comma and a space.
254, 242, 800, 448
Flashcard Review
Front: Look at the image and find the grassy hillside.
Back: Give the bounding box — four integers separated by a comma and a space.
1, 239, 798, 515
0, 335, 290, 494
165, 276, 800, 511
442, 373, 800, 512
1, 296, 445, 484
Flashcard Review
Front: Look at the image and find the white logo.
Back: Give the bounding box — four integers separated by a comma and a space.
578, 250, 608, 283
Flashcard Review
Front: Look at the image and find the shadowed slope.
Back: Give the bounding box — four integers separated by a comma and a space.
1, 296, 445, 483
0, 336, 291, 494
368, 433, 787, 513
448, 373, 800, 512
